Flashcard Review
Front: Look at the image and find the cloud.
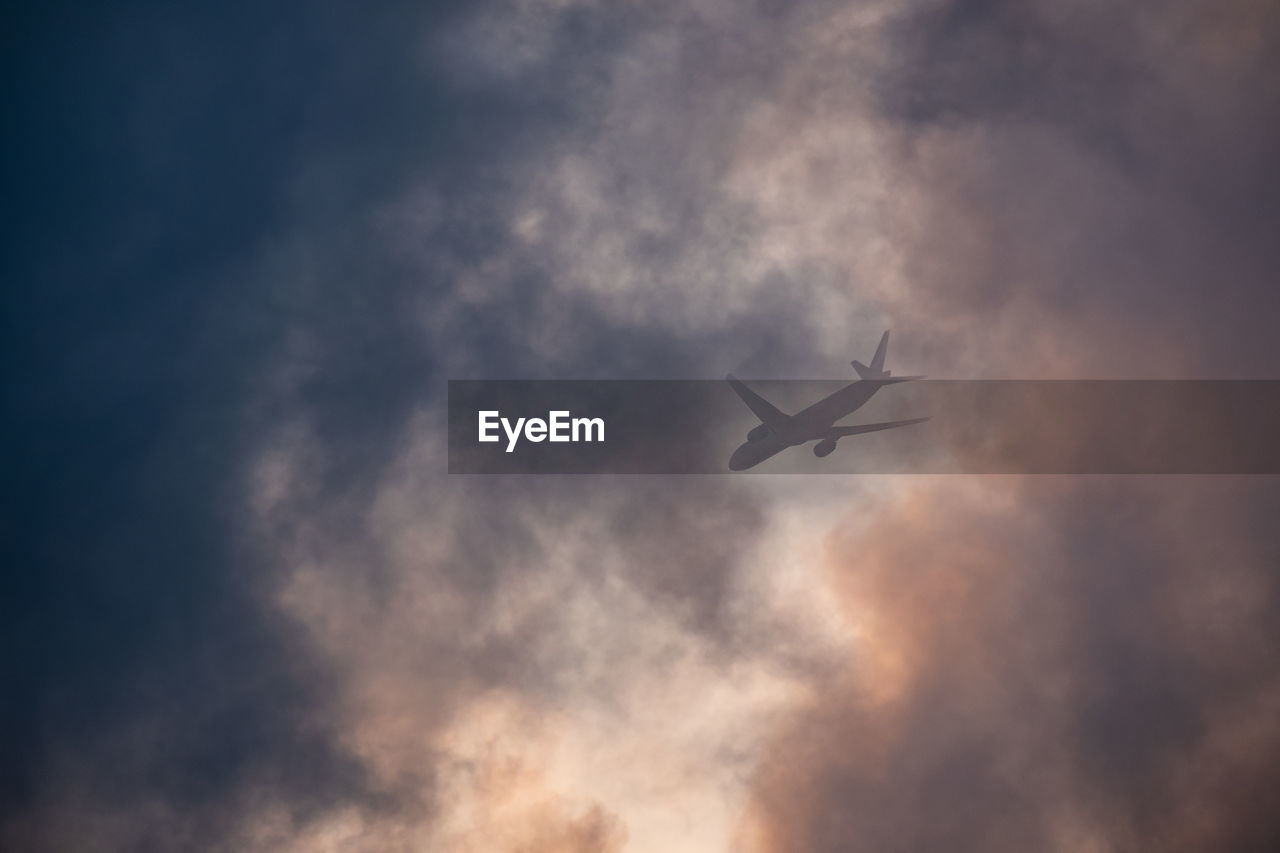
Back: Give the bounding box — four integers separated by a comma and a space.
742, 478, 1280, 852
6, 0, 1279, 850
235, 412, 828, 851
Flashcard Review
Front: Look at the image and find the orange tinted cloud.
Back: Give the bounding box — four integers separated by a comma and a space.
742, 478, 1280, 852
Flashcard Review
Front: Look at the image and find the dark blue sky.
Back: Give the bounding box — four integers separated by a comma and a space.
2, 0, 475, 833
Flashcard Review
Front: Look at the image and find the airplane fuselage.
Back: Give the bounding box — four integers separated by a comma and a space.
728, 380, 882, 470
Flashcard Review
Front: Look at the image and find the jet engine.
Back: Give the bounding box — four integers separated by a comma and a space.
747, 423, 772, 442
814, 437, 837, 458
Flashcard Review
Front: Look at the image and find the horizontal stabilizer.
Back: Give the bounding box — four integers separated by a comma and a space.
726, 374, 790, 431
851, 359, 883, 380
829, 416, 930, 438
854, 330, 920, 381
853, 364, 923, 382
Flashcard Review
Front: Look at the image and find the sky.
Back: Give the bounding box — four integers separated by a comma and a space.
4, 1, 1280, 850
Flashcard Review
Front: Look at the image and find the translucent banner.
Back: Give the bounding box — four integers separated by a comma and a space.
447, 380, 1280, 474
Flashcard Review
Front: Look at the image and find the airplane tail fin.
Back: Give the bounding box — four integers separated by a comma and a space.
870, 330, 889, 373
852, 330, 923, 381
852, 330, 892, 379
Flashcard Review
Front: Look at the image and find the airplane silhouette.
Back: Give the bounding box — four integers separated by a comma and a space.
727, 331, 930, 470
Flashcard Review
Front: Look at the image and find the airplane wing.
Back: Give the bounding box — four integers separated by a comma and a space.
829, 416, 930, 438
726, 374, 790, 431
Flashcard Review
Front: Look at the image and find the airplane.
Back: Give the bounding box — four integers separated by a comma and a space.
727, 331, 930, 470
